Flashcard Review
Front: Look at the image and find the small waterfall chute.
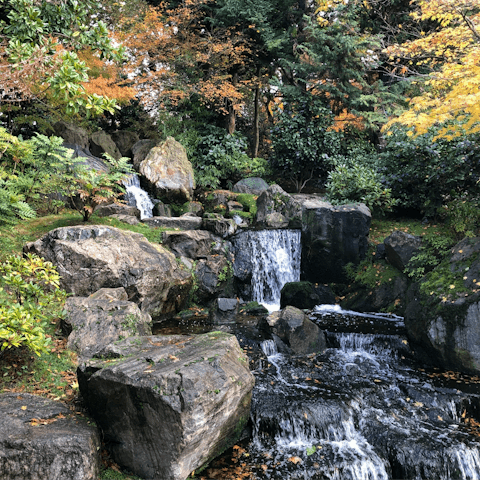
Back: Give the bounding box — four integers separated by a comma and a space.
123, 174, 154, 219
234, 229, 301, 312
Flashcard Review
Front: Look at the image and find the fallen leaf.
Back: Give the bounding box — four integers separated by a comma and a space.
21, 406, 27, 410
288, 456, 302, 464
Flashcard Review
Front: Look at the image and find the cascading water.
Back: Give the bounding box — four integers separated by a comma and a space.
123, 174, 154, 219
233, 229, 301, 312
232, 305, 480, 480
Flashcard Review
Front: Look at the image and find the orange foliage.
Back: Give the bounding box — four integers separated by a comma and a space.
78, 49, 136, 105
118, 1, 253, 115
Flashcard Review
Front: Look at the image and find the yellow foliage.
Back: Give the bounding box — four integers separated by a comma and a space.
384, 0, 480, 138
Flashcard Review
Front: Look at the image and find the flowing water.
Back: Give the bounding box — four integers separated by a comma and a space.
124, 174, 154, 219
237, 306, 480, 480
233, 229, 301, 312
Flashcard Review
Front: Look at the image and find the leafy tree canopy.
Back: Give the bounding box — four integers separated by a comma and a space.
384, 0, 480, 138
0, 0, 127, 117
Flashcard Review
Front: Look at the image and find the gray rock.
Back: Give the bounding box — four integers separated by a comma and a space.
132, 139, 156, 169
184, 201, 204, 217
404, 237, 480, 373
209, 298, 239, 325
299, 196, 371, 283
110, 130, 140, 158
94, 203, 141, 219
162, 230, 226, 259
384, 230, 422, 271
280, 281, 335, 310
152, 201, 172, 217
265, 306, 327, 355
142, 216, 203, 230
23, 225, 192, 321
77, 333, 255, 480
107, 214, 140, 225
0, 393, 100, 480
89, 287, 129, 301
63, 143, 109, 172
53, 121, 89, 150
63, 296, 152, 360
195, 255, 234, 302
139, 137, 195, 203
256, 184, 302, 229
232, 177, 269, 195
89, 130, 121, 160
203, 213, 237, 238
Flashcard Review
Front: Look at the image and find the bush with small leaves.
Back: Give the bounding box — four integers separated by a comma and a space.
0, 253, 67, 356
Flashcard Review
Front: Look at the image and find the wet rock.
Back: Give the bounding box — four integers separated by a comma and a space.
239, 302, 269, 316
299, 197, 371, 283
264, 306, 327, 355
63, 143, 109, 172
0, 393, 100, 480
152, 200, 172, 217
280, 281, 335, 310
94, 203, 141, 218
184, 201, 203, 217
384, 230, 422, 271
404, 237, 480, 373
142, 216, 202, 230
89, 130, 121, 160
209, 298, 239, 325
23, 225, 192, 321
232, 177, 269, 195
256, 184, 302, 229
63, 294, 152, 360
203, 213, 237, 238
77, 333, 255, 480
139, 137, 195, 202
110, 130, 139, 158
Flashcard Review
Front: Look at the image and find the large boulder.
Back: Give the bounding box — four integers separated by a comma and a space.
139, 137, 195, 202
89, 130, 121, 160
232, 177, 269, 195
94, 203, 141, 219
23, 225, 192, 321
280, 281, 335, 310
0, 393, 100, 480
63, 143, 109, 172
299, 196, 371, 283
384, 230, 422, 271
63, 290, 152, 360
263, 306, 326, 355
404, 237, 480, 373
255, 184, 302, 229
77, 333, 255, 480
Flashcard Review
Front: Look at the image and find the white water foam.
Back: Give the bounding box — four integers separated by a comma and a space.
249, 229, 301, 312
124, 174, 154, 219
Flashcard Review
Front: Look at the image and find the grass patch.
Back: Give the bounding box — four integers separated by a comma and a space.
0, 209, 171, 259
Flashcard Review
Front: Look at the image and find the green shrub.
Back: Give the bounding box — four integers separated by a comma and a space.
325, 161, 396, 215
0, 253, 66, 355
269, 91, 342, 192
379, 125, 480, 217
437, 195, 480, 239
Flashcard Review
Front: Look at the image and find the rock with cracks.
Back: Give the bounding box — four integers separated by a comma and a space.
0, 393, 100, 480
63, 289, 152, 361
23, 225, 192, 321
77, 333, 255, 480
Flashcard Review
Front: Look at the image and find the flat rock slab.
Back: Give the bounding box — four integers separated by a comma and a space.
142, 216, 203, 230
78, 333, 255, 480
0, 393, 100, 480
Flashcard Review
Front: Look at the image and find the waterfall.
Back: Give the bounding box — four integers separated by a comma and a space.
235, 229, 301, 312
123, 174, 154, 219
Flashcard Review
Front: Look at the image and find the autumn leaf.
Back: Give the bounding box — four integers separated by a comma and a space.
288, 456, 302, 464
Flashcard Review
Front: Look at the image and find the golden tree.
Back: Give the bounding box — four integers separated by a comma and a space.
384, 0, 480, 138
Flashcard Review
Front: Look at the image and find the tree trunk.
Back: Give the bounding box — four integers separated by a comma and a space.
226, 72, 238, 134
252, 68, 261, 157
